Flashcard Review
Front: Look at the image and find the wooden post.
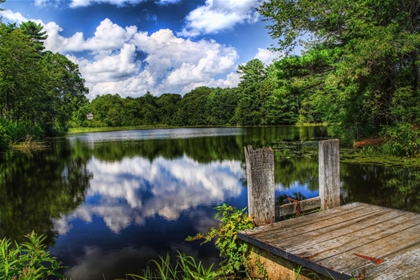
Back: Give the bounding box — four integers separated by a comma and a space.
318, 139, 340, 210
244, 145, 275, 226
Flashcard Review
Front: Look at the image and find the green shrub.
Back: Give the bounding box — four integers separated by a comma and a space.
0, 232, 63, 279
0, 118, 14, 149
186, 204, 255, 275
119, 251, 217, 280
382, 123, 420, 157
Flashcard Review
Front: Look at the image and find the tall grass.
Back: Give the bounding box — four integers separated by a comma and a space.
117, 251, 218, 280
0, 232, 63, 279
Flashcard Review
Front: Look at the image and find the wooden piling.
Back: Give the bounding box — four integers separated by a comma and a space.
244, 145, 275, 226
318, 139, 340, 210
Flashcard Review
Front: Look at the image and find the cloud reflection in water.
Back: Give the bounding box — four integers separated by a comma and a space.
54, 155, 243, 233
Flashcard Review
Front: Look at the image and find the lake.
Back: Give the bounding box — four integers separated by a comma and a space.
1, 126, 420, 279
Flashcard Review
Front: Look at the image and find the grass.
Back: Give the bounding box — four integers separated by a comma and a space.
340, 148, 420, 167
116, 251, 218, 280
0, 232, 64, 279
11, 135, 49, 151
68, 123, 328, 134
68, 125, 172, 134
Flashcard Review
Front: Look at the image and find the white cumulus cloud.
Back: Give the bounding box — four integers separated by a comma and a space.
0, 12, 246, 98
178, 0, 261, 37
0, 9, 28, 24
254, 48, 284, 65
62, 25, 240, 98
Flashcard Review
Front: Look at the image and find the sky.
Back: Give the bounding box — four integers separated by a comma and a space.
0, 0, 282, 99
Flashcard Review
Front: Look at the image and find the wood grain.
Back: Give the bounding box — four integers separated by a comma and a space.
239, 202, 420, 279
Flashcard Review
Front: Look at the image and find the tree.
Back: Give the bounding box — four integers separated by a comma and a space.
0, 25, 46, 124
20, 21, 48, 52
91, 94, 124, 127
156, 93, 182, 125
232, 59, 267, 125
174, 87, 212, 126
258, 0, 420, 141
206, 88, 238, 125
0, 22, 88, 140
43, 52, 89, 135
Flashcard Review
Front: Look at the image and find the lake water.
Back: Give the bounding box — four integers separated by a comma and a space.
1, 126, 420, 279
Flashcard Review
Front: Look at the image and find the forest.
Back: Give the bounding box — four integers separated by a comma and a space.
0, 5, 88, 149
1, 0, 420, 156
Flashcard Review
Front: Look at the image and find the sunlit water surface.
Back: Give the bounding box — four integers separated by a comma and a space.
1, 126, 420, 279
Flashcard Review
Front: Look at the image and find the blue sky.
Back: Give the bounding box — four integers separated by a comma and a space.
0, 0, 282, 99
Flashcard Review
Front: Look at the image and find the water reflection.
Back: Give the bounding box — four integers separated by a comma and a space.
54, 155, 243, 234
341, 163, 420, 213
0, 142, 91, 245
2, 126, 420, 279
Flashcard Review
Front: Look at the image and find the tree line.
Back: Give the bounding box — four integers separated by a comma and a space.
2, 0, 420, 156
69, 57, 325, 129
73, 0, 420, 152
0, 13, 89, 149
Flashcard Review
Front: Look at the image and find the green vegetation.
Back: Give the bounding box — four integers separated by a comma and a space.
258, 0, 420, 152
2, 0, 420, 156
186, 204, 255, 276
0, 17, 88, 150
117, 252, 217, 280
68, 125, 170, 133
67, 0, 420, 156
0, 140, 90, 244
0, 232, 63, 279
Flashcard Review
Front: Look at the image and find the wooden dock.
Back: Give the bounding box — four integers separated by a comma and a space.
238, 202, 420, 279
241, 140, 420, 279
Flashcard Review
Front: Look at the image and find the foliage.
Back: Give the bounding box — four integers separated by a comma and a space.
0, 21, 88, 147
118, 251, 217, 280
0, 139, 91, 243
0, 232, 63, 279
206, 87, 238, 125
381, 123, 420, 157
258, 0, 420, 144
20, 21, 48, 52
174, 86, 212, 126
0, 118, 44, 150
232, 59, 268, 125
358, 123, 420, 157
186, 204, 255, 275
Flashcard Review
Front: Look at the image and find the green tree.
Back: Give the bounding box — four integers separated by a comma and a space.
206, 88, 238, 125
156, 93, 182, 125
91, 94, 124, 127
258, 0, 420, 141
139, 91, 158, 125
0, 25, 46, 125
174, 87, 212, 126
20, 21, 48, 52
43, 52, 89, 135
120, 96, 140, 126
232, 59, 267, 125
0, 22, 88, 143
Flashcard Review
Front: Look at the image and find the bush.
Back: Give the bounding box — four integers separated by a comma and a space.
0, 118, 45, 150
186, 204, 255, 275
382, 123, 420, 157
0, 232, 63, 279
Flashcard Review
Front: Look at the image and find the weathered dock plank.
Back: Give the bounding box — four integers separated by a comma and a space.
353, 242, 420, 279
238, 202, 420, 279
275, 197, 321, 217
